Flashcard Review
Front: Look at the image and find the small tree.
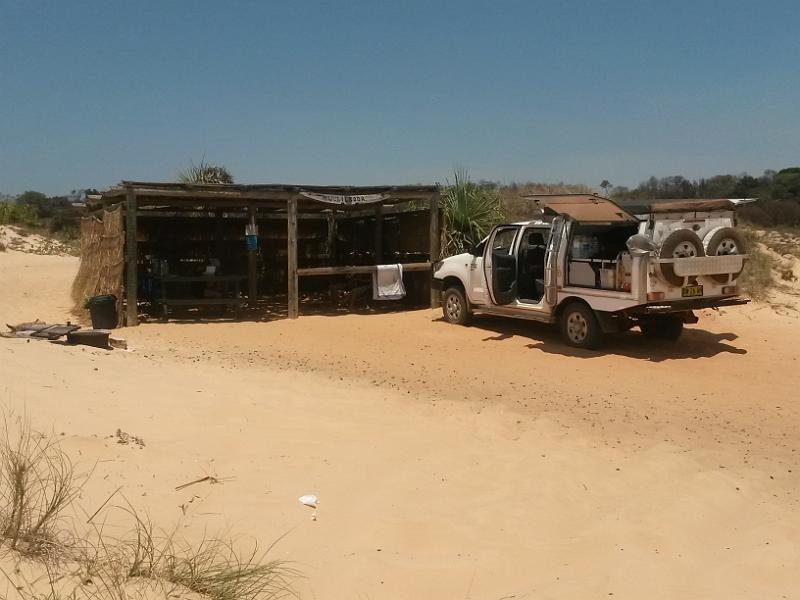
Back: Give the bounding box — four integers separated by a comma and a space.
600, 179, 612, 195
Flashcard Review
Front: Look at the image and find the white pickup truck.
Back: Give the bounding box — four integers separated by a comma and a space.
432, 194, 753, 349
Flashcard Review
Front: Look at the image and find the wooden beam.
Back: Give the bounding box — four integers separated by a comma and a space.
287, 195, 299, 319
297, 262, 431, 276
135, 197, 288, 210
128, 188, 292, 201
374, 204, 383, 264
135, 210, 330, 219
107, 188, 434, 205
428, 190, 441, 308
125, 187, 139, 326
247, 206, 258, 307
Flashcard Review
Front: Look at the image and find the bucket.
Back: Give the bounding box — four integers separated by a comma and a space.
599, 269, 616, 290
86, 294, 118, 329
246, 234, 258, 250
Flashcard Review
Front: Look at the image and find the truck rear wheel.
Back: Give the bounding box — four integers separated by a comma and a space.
559, 302, 604, 349
639, 316, 684, 341
442, 286, 471, 325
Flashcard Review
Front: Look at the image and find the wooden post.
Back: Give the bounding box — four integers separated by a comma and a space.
247, 205, 258, 307
429, 190, 441, 308
374, 203, 383, 264
287, 195, 299, 319
326, 212, 336, 262
214, 210, 224, 262
125, 186, 139, 326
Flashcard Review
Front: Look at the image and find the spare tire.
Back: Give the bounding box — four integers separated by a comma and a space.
704, 227, 747, 283
656, 229, 705, 286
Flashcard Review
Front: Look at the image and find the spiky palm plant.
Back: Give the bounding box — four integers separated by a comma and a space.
440, 168, 504, 256
178, 158, 234, 184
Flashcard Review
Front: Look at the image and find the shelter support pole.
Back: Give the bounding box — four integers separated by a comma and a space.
374, 204, 383, 264
125, 187, 139, 326
214, 210, 224, 261
247, 205, 258, 307
326, 212, 336, 262
429, 190, 441, 308
287, 195, 299, 319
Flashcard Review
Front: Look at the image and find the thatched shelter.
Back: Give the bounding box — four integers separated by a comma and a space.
81, 182, 441, 325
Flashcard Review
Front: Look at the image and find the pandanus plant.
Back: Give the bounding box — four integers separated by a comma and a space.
178, 157, 234, 184
440, 167, 504, 257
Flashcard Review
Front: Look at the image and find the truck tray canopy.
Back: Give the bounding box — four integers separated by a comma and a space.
622, 197, 758, 215
524, 194, 638, 223
647, 198, 757, 213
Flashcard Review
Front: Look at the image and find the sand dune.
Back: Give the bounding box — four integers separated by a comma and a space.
0, 248, 798, 599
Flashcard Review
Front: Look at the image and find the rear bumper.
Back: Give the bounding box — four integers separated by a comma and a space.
627, 295, 750, 315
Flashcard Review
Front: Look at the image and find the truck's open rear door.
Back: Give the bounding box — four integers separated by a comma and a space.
528, 194, 638, 223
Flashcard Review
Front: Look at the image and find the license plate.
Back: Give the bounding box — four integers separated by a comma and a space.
682, 284, 703, 297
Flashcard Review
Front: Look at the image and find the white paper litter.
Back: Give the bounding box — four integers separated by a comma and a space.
299, 494, 318, 508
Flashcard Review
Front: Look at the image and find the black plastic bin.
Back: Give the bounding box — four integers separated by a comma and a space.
87, 294, 118, 329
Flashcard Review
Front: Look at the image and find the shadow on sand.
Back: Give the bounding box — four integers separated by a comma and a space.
137, 294, 424, 324
460, 315, 747, 362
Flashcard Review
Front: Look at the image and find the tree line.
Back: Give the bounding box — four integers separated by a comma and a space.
608, 167, 800, 227
484, 167, 800, 227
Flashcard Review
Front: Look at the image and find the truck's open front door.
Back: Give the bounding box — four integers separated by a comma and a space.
544, 217, 565, 306
483, 225, 519, 305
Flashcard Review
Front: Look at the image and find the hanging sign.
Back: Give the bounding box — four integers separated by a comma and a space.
300, 191, 391, 206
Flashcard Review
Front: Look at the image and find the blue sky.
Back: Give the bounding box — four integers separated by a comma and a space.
1, 0, 798, 195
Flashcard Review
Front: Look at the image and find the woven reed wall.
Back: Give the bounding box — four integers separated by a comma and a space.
71, 206, 124, 325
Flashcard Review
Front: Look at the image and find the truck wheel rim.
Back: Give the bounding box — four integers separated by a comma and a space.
446, 294, 462, 320
566, 312, 588, 343
716, 238, 740, 255
672, 242, 699, 258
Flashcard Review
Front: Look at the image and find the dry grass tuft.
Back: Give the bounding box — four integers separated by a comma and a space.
161, 536, 297, 600
0, 416, 297, 599
738, 229, 776, 301
0, 415, 84, 560
75, 505, 297, 600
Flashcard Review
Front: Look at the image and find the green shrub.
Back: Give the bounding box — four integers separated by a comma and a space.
0, 203, 39, 227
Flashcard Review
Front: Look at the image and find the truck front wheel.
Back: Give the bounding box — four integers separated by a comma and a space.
559, 302, 604, 349
442, 287, 471, 325
639, 316, 684, 341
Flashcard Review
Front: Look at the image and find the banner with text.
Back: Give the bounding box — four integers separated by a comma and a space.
300, 191, 391, 206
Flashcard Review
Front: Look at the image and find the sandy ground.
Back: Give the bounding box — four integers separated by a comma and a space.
1, 247, 799, 599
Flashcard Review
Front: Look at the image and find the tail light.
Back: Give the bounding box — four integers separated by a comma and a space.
722, 285, 738, 295
647, 291, 665, 302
